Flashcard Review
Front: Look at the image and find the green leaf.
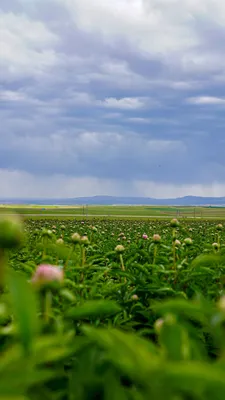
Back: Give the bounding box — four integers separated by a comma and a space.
7, 269, 39, 356
152, 299, 210, 324
66, 300, 121, 320
159, 321, 190, 361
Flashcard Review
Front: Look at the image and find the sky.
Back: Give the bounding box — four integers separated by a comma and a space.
1, 0, 225, 199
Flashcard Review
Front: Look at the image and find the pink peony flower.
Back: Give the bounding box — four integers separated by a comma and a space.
32, 264, 63, 287
142, 234, 148, 240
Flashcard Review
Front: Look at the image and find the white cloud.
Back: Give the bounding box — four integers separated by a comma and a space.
0, 11, 59, 79
1, 168, 225, 199
187, 96, 225, 105
59, 0, 225, 74
0, 129, 184, 161
134, 180, 225, 198
0, 169, 124, 198
0, 90, 27, 102
101, 97, 146, 109
60, 0, 198, 55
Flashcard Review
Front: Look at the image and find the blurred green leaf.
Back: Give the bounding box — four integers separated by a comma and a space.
66, 300, 121, 320
7, 269, 39, 355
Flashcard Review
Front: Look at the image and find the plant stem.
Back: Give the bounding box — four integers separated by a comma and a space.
153, 245, 157, 264
42, 237, 47, 259
120, 254, 126, 283
80, 246, 86, 282
0, 248, 5, 292
172, 241, 176, 269
218, 233, 221, 246
43, 290, 52, 323
64, 246, 74, 270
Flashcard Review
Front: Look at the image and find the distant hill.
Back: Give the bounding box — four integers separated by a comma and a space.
1, 195, 225, 206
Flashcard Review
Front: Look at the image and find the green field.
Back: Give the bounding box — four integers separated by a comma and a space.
1, 216, 225, 399
1, 204, 225, 219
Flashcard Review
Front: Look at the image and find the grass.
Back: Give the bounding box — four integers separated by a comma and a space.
1, 204, 225, 219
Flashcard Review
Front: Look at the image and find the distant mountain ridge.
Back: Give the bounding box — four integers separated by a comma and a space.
1, 195, 225, 206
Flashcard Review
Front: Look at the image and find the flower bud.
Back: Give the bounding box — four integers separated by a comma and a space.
212, 242, 219, 250
115, 244, 125, 253
154, 318, 164, 333
216, 224, 223, 231
42, 228, 52, 238
142, 234, 148, 240
131, 294, 139, 301
56, 238, 64, 245
32, 264, 63, 290
80, 235, 89, 246
184, 238, 193, 246
170, 218, 179, 228
218, 295, 225, 312
153, 234, 161, 243
0, 215, 24, 249
71, 232, 81, 244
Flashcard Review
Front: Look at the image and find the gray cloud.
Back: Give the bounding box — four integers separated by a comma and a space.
1, 0, 225, 197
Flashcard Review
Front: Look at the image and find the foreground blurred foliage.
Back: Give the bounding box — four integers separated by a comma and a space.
0, 217, 225, 399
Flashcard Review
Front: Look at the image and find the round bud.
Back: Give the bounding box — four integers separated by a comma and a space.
154, 318, 164, 333
142, 234, 148, 240
0, 215, 24, 249
216, 224, 223, 231
131, 294, 139, 301
170, 218, 179, 228
115, 244, 125, 253
218, 295, 225, 311
42, 228, 52, 238
175, 239, 181, 246
80, 235, 89, 246
212, 242, 219, 250
184, 238, 193, 246
61, 225, 66, 230
71, 232, 81, 244
153, 234, 161, 243
56, 238, 64, 245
